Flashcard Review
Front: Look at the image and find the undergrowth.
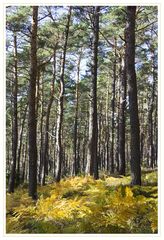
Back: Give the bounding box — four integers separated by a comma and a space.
6, 170, 158, 233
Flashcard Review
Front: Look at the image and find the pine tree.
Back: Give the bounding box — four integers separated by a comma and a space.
28, 6, 38, 199
125, 6, 141, 185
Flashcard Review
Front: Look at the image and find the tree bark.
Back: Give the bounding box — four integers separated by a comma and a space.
125, 6, 141, 185
28, 6, 38, 199
16, 105, 28, 185
110, 37, 117, 174
8, 32, 18, 193
118, 56, 126, 175
147, 51, 156, 169
22, 138, 28, 183
86, 6, 100, 179
41, 49, 56, 185
55, 7, 72, 182
74, 51, 82, 175
38, 73, 44, 184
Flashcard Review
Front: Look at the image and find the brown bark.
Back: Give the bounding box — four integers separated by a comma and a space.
125, 6, 141, 185
74, 51, 82, 175
110, 37, 117, 174
86, 6, 100, 179
147, 51, 156, 169
55, 7, 72, 182
22, 138, 28, 183
8, 33, 18, 193
41, 49, 56, 185
118, 57, 126, 175
105, 83, 110, 171
28, 6, 38, 199
16, 105, 28, 185
38, 74, 44, 184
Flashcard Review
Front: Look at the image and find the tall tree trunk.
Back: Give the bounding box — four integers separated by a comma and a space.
55, 7, 72, 182
147, 51, 156, 169
74, 51, 82, 175
16, 105, 28, 185
86, 6, 100, 179
98, 103, 102, 171
154, 96, 158, 167
140, 98, 144, 164
28, 6, 38, 199
106, 82, 110, 171
22, 138, 28, 183
82, 121, 87, 172
111, 38, 117, 174
115, 62, 120, 173
41, 49, 56, 185
38, 74, 44, 184
125, 6, 141, 185
8, 32, 18, 193
118, 56, 126, 175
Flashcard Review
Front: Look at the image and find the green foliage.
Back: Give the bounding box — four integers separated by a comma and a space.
6, 171, 158, 234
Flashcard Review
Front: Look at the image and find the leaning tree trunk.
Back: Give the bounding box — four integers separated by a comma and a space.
55, 7, 72, 182
86, 6, 100, 179
125, 6, 141, 185
28, 6, 38, 199
8, 32, 18, 193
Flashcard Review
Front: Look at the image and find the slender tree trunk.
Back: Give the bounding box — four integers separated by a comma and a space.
82, 122, 87, 172
140, 98, 144, 164
116, 63, 120, 173
16, 105, 28, 185
22, 138, 28, 183
86, 6, 100, 179
154, 96, 158, 167
41, 49, 56, 185
28, 6, 38, 199
8, 33, 18, 193
105, 82, 110, 171
74, 52, 82, 175
35, 68, 42, 184
38, 75, 44, 184
148, 52, 156, 169
125, 6, 141, 185
111, 38, 117, 174
55, 7, 72, 182
118, 57, 126, 175
98, 103, 102, 171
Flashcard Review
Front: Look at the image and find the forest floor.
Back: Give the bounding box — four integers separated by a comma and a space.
6, 169, 158, 234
